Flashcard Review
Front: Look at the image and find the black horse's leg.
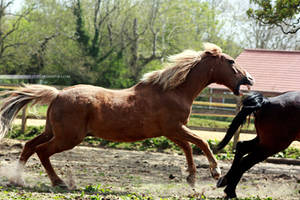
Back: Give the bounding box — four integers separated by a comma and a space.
217, 137, 259, 188
223, 148, 271, 198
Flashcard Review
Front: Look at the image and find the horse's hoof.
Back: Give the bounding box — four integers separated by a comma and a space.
224, 188, 237, 199
210, 166, 221, 180
53, 181, 69, 190
57, 183, 69, 190
9, 177, 25, 187
186, 174, 196, 188
216, 176, 228, 188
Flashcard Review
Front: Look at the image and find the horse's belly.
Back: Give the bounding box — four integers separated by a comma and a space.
91, 125, 162, 142
92, 129, 161, 142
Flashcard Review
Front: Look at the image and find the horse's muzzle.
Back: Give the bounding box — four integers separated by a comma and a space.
234, 77, 254, 95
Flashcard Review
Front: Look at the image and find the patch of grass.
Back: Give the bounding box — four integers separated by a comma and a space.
82, 184, 154, 199
8, 125, 45, 140
188, 115, 255, 132
274, 147, 300, 159
188, 115, 231, 128
0, 183, 277, 200
16, 105, 48, 119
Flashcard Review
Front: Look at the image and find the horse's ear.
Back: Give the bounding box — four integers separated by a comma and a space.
205, 50, 219, 57
205, 51, 213, 56
203, 43, 222, 56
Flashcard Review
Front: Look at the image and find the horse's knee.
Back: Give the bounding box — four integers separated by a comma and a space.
235, 140, 252, 155
22, 141, 34, 154
19, 141, 37, 164
236, 140, 246, 150
199, 139, 210, 149
236, 138, 259, 154
235, 141, 244, 153
20, 132, 53, 163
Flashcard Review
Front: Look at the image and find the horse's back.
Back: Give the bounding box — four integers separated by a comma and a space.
255, 91, 300, 146
46, 84, 165, 141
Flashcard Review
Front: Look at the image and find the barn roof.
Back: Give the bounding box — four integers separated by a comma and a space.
209, 49, 300, 93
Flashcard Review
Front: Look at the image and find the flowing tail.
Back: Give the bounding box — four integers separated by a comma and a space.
0, 84, 59, 139
214, 92, 269, 152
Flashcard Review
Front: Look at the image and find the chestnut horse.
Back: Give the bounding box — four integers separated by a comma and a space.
0, 43, 253, 189
215, 92, 300, 198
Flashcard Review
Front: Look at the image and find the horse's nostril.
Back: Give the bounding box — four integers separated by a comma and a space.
245, 71, 254, 82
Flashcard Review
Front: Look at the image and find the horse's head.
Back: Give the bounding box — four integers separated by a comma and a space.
202, 44, 254, 95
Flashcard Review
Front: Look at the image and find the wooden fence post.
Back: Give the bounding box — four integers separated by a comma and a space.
21, 105, 28, 134
232, 97, 241, 151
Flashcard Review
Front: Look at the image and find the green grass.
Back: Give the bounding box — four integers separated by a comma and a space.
16, 105, 48, 119
273, 147, 300, 159
188, 115, 255, 132
8, 126, 45, 140
188, 116, 231, 128
0, 184, 275, 200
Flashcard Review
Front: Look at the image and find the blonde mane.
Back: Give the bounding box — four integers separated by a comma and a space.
140, 43, 222, 90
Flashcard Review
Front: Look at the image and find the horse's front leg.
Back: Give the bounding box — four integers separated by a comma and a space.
167, 137, 196, 187
171, 125, 221, 180
217, 137, 259, 188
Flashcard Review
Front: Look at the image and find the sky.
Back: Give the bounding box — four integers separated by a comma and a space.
9, 0, 24, 13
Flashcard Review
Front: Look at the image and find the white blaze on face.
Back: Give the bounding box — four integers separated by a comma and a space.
245, 71, 254, 90
246, 71, 254, 82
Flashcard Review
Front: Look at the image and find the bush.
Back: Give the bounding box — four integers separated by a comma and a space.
8, 125, 45, 140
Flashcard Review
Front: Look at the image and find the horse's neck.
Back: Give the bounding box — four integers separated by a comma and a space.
176, 64, 212, 103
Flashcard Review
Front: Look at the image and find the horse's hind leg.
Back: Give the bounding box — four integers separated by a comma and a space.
9, 131, 53, 186
167, 137, 196, 187
35, 129, 86, 189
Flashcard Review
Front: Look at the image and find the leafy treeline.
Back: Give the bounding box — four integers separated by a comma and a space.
247, 0, 300, 34
0, 0, 298, 88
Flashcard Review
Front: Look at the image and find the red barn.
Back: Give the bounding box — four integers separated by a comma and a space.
209, 49, 300, 98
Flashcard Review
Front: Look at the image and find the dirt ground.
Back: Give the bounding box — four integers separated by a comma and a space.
0, 138, 299, 199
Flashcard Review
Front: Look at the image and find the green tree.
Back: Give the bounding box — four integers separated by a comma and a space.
247, 0, 300, 34
0, 0, 34, 75
0, 0, 245, 87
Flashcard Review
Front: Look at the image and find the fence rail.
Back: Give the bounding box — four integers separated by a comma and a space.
193, 101, 236, 108
0, 84, 20, 90
191, 113, 236, 118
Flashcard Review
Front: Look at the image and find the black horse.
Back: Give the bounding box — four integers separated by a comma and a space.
215, 92, 300, 198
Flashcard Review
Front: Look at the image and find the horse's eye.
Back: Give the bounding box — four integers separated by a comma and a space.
228, 60, 235, 65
